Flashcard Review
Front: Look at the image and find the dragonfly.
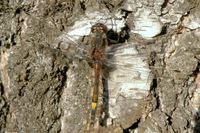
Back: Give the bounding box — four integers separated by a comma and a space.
56, 21, 154, 132
23, 9, 159, 132
15, 4, 194, 133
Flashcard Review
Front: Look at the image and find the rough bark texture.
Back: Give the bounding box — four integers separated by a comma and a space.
1, 0, 200, 133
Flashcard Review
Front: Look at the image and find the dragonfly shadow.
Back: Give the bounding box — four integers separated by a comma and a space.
107, 23, 130, 44
100, 43, 128, 127
101, 78, 110, 126
100, 44, 122, 126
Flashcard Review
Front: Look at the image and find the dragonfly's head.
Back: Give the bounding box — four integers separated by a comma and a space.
90, 23, 108, 49
91, 23, 108, 34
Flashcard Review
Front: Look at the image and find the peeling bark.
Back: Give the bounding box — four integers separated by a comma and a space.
1, 0, 200, 133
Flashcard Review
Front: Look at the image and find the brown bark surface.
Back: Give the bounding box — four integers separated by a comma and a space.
1, 0, 200, 133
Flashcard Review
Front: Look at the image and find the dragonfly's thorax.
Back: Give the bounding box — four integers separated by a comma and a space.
91, 48, 104, 65
89, 23, 108, 65
90, 23, 108, 50
91, 32, 107, 49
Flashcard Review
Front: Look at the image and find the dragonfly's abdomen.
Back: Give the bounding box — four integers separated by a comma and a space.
90, 63, 101, 126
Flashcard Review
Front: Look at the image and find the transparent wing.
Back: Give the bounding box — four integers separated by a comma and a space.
98, 45, 156, 130
56, 32, 91, 60
56, 33, 159, 77
103, 43, 150, 72
57, 33, 152, 75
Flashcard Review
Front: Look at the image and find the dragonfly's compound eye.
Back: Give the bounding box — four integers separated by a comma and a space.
99, 27, 104, 33
102, 25, 108, 33
92, 27, 97, 33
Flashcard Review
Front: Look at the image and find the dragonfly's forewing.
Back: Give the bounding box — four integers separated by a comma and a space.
54, 32, 91, 61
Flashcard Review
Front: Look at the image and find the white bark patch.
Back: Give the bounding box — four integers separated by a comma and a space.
106, 42, 151, 122
191, 73, 200, 112
0, 49, 11, 98
183, 11, 200, 29
132, 9, 163, 38
60, 67, 75, 133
